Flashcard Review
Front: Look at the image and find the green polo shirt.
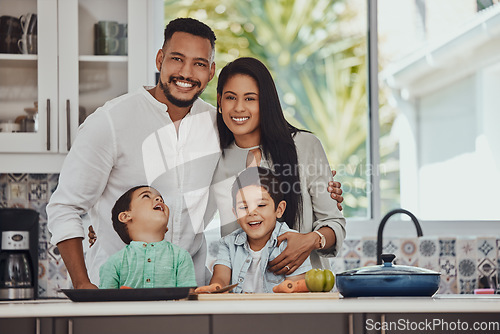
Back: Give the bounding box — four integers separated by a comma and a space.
99, 239, 197, 289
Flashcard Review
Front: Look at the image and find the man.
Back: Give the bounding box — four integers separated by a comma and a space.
47, 18, 342, 288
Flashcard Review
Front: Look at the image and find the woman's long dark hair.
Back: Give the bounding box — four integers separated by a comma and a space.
216, 57, 303, 230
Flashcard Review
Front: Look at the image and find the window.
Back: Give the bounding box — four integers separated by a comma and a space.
164, 0, 375, 219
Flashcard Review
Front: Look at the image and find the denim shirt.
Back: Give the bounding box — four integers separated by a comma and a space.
214, 222, 313, 293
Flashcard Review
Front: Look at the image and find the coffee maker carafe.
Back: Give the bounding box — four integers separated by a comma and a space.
0, 209, 38, 300
0, 231, 34, 299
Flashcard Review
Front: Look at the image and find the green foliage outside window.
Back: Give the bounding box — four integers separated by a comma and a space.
164, 0, 400, 218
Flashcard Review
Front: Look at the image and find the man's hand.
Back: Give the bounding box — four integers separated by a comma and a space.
57, 238, 96, 289
267, 232, 317, 276
328, 170, 343, 211
76, 282, 99, 289
88, 225, 96, 248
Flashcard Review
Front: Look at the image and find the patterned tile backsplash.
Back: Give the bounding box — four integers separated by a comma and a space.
0, 173, 71, 298
330, 236, 500, 294
0, 173, 497, 297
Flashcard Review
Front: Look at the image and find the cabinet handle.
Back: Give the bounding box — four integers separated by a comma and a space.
66, 99, 71, 151
68, 319, 73, 334
46, 99, 51, 151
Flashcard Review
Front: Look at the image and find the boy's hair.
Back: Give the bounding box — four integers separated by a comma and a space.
111, 185, 149, 244
163, 17, 216, 52
231, 167, 284, 212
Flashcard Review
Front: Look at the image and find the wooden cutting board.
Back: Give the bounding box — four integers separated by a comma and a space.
192, 292, 340, 300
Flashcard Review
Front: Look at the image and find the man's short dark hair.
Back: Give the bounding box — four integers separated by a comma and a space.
231, 167, 285, 211
163, 17, 216, 51
111, 185, 149, 244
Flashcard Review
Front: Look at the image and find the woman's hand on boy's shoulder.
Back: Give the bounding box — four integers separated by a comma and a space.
267, 232, 317, 276
88, 225, 97, 248
328, 170, 343, 211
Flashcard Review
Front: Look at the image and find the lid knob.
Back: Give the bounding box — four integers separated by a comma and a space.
381, 253, 396, 266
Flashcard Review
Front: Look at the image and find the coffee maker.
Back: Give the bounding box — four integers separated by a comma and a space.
0, 208, 39, 300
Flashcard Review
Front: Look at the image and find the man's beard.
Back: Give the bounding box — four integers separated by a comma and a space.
159, 76, 203, 108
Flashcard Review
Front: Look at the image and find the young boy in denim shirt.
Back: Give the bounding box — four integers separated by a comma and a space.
99, 185, 196, 289
200, 167, 312, 293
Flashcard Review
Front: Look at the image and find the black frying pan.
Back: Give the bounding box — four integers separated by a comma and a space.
60, 287, 193, 302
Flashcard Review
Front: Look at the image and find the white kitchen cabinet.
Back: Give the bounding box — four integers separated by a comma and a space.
0, 0, 154, 169
0, 0, 58, 153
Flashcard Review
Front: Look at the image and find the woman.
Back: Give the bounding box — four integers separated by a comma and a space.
210, 57, 346, 275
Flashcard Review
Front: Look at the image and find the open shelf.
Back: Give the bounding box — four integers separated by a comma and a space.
0, 54, 38, 61
79, 55, 128, 62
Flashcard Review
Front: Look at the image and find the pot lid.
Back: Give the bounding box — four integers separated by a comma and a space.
337, 254, 440, 276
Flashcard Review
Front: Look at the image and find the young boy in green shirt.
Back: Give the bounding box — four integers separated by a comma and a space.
99, 185, 196, 289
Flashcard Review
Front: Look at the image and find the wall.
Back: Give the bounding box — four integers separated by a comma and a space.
383, 2, 500, 222
418, 75, 478, 220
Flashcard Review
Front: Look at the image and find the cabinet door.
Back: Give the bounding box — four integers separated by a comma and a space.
0, 0, 58, 152
0, 0, 151, 157
57, 0, 78, 153
58, 0, 130, 154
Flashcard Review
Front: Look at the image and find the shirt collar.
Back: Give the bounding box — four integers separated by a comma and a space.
140, 86, 167, 111
234, 229, 247, 246
129, 239, 167, 249
140, 86, 208, 117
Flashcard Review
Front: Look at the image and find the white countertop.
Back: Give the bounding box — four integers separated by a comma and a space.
1, 295, 500, 318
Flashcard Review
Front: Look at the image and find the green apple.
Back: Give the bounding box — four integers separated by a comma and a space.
305, 269, 335, 292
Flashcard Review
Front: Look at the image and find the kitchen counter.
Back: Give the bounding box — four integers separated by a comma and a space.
2, 295, 500, 334
1, 295, 500, 318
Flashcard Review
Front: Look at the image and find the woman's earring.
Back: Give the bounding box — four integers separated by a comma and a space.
218, 108, 222, 114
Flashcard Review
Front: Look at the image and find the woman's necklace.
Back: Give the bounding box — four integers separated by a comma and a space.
247, 145, 260, 150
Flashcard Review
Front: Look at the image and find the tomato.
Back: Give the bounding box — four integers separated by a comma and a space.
305, 269, 335, 292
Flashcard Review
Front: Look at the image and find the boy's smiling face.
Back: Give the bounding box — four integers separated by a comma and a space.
234, 185, 286, 251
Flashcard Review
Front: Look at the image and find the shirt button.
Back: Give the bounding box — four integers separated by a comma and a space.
238, 278, 243, 283
146, 279, 151, 283
151, 244, 154, 247
147, 258, 151, 263
143, 243, 147, 247
245, 259, 250, 263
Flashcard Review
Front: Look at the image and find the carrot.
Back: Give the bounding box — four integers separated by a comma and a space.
120, 286, 133, 289
273, 279, 310, 293
292, 279, 310, 293
273, 279, 295, 293
194, 283, 222, 293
